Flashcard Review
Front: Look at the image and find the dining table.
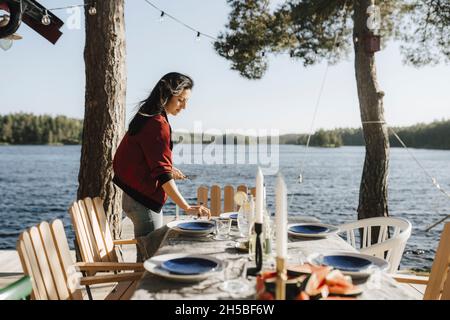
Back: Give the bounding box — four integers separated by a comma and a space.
131, 216, 419, 300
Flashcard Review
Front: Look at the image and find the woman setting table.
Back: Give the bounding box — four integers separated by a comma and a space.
113, 72, 211, 262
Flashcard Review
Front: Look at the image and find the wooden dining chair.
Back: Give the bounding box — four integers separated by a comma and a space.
393, 222, 450, 300
69, 197, 141, 265
16, 219, 143, 300
68, 197, 143, 299
196, 184, 256, 216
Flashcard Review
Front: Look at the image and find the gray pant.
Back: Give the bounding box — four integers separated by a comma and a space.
122, 193, 163, 261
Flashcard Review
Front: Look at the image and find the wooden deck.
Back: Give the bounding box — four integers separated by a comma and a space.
0, 215, 426, 299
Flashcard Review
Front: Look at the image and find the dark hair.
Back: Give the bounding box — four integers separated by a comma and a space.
128, 72, 194, 135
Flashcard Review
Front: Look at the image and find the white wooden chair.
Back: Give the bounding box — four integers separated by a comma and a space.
393, 222, 450, 300
338, 216, 412, 273
197, 184, 256, 216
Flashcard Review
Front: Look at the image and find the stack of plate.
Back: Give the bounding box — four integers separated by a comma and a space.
288, 223, 339, 238
144, 253, 223, 282
167, 219, 215, 237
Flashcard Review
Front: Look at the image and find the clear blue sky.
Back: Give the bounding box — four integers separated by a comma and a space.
1, 0, 449, 134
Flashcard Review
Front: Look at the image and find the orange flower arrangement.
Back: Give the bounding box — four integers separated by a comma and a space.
256, 263, 362, 300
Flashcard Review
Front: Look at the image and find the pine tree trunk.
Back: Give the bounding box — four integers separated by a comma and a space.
353, 0, 390, 243
78, 1, 127, 239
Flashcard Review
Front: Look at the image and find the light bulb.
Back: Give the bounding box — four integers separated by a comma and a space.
42, 12, 51, 26
0, 14, 9, 28
0, 38, 13, 51
159, 11, 165, 22
88, 6, 97, 16
196, 32, 201, 42
227, 48, 235, 57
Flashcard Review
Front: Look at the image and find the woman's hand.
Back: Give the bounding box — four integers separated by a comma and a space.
172, 167, 187, 180
185, 205, 211, 219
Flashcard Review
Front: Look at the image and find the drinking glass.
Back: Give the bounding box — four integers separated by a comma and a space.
220, 258, 251, 294
237, 209, 251, 237
213, 218, 232, 240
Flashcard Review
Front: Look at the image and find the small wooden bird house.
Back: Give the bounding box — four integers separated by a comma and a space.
365, 34, 381, 54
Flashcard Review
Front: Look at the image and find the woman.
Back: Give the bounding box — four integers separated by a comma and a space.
113, 72, 211, 261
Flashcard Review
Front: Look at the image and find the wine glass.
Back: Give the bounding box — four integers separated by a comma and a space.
219, 258, 251, 294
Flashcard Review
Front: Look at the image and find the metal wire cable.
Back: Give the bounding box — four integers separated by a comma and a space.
361, 121, 450, 230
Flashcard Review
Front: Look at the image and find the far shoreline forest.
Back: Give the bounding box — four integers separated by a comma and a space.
0, 113, 449, 150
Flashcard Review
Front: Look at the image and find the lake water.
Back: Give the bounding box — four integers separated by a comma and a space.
1, 145, 449, 272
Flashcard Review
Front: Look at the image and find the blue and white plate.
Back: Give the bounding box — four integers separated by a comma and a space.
220, 212, 239, 220
167, 219, 215, 236
307, 251, 389, 279
321, 254, 373, 272
177, 221, 215, 231
161, 257, 219, 275
288, 223, 339, 238
144, 253, 223, 282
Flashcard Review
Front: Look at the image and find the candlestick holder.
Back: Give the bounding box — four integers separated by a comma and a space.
275, 256, 287, 300
247, 222, 263, 276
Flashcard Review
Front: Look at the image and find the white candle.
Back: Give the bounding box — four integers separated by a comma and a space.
255, 167, 264, 224
276, 173, 287, 258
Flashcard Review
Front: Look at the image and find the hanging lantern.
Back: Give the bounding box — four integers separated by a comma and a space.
366, 3, 381, 33
1, 1, 63, 44
0, 17, 22, 51
365, 1, 381, 53
0, 1, 22, 39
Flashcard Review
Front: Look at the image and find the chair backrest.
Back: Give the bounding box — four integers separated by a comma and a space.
16, 219, 83, 300
338, 216, 412, 273
0, 276, 32, 300
424, 222, 450, 300
68, 197, 119, 264
196, 184, 256, 216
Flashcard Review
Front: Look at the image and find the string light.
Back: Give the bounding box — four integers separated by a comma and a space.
31, 0, 342, 58
41, 10, 51, 26
88, 2, 97, 16
144, 0, 218, 41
